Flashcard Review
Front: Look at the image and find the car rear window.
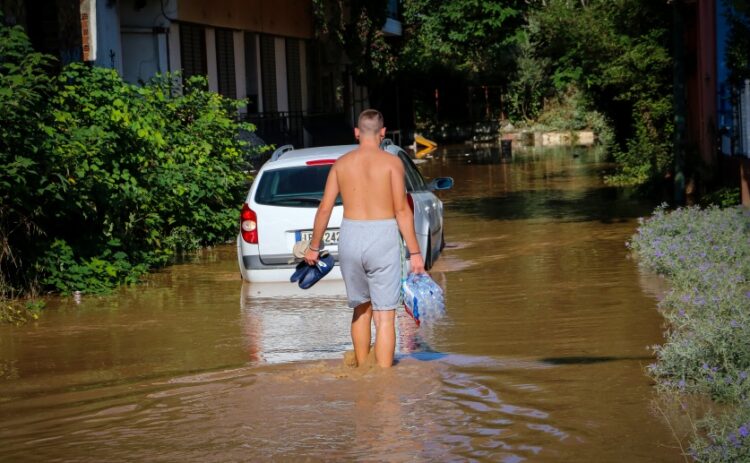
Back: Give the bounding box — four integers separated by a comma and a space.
254, 165, 342, 208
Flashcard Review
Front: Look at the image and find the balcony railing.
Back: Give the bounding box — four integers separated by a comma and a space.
242, 111, 354, 148
243, 111, 306, 148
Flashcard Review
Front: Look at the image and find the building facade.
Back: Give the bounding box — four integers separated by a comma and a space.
2, 0, 403, 147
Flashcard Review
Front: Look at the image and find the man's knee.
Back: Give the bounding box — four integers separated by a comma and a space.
352, 301, 372, 322
373, 309, 395, 329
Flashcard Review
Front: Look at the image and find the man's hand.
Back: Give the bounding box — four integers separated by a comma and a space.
304, 248, 319, 266
410, 254, 426, 274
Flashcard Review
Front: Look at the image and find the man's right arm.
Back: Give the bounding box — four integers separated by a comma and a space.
304, 165, 339, 265
390, 161, 425, 274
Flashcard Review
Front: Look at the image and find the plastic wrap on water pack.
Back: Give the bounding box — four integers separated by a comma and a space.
402, 273, 446, 325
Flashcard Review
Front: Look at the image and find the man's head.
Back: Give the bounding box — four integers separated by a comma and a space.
355, 109, 385, 142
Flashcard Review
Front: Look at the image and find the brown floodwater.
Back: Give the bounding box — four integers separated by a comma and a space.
0, 145, 682, 462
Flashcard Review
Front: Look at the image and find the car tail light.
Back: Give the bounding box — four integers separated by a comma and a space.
406, 193, 414, 213
306, 159, 336, 166
241, 203, 258, 243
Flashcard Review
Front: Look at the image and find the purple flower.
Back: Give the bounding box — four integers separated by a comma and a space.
678, 379, 686, 388
739, 426, 749, 438
740, 371, 748, 380
702, 363, 710, 370
730, 320, 740, 328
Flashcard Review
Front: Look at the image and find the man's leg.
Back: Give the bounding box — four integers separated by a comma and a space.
351, 301, 372, 366
372, 309, 396, 368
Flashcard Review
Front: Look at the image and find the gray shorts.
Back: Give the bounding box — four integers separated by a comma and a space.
338, 218, 401, 311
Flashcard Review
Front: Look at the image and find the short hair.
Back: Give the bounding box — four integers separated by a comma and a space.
357, 109, 384, 135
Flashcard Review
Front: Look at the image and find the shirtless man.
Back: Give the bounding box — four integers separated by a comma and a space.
304, 109, 425, 368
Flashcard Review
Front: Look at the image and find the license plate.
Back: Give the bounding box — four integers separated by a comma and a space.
297, 229, 340, 245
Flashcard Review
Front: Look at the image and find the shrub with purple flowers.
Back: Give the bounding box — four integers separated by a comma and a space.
690, 409, 750, 462
630, 205, 750, 461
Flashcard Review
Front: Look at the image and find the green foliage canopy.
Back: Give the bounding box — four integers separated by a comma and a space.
401, 0, 524, 77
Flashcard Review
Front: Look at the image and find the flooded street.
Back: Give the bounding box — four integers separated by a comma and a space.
0, 145, 681, 462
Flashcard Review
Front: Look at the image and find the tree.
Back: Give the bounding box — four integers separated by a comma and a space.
400, 0, 525, 79
312, 0, 397, 84
522, 0, 674, 185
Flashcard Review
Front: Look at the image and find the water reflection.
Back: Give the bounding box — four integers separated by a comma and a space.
239, 281, 434, 363
240, 281, 350, 363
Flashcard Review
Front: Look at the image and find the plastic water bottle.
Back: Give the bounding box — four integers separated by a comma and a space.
402, 273, 445, 325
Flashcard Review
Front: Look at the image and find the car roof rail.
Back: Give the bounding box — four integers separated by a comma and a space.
270, 144, 294, 162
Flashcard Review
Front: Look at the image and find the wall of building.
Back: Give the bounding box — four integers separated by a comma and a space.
177, 0, 313, 39
118, 0, 175, 83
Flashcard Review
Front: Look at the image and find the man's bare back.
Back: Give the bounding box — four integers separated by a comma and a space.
304, 109, 424, 369
335, 146, 402, 220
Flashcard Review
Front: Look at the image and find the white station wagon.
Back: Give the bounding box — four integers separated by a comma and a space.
237, 142, 453, 282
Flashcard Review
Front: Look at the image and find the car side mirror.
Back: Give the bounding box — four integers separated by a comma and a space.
428, 177, 454, 191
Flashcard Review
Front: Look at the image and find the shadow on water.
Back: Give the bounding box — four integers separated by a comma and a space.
448, 187, 656, 224
539, 356, 654, 366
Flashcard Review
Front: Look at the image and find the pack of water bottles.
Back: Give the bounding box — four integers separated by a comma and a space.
402, 273, 446, 325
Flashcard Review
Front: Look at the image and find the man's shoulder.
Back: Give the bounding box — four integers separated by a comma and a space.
373, 148, 400, 163
334, 150, 356, 166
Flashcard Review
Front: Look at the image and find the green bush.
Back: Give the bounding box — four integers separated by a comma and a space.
0, 21, 56, 294
0, 298, 43, 325
630, 205, 750, 460
1, 21, 260, 299
701, 187, 742, 208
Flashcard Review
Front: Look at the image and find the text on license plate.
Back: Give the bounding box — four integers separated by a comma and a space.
297, 229, 339, 245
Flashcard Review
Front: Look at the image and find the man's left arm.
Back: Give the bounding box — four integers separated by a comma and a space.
304, 166, 339, 264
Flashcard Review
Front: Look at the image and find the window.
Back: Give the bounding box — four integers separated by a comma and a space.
215, 29, 236, 99
398, 152, 427, 191
255, 166, 342, 208
180, 24, 207, 79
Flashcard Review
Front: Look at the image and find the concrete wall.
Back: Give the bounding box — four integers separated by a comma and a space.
118, 0, 175, 83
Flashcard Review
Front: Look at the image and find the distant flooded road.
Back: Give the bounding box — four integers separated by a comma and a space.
0, 145, 680, 461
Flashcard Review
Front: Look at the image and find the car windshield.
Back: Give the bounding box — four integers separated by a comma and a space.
255, 165, 342, 208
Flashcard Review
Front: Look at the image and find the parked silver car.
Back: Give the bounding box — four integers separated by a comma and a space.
237, 141, 453, 282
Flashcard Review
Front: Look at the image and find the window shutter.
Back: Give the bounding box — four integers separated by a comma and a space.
215, 29, 236, 99
259, 35, 277, 112
286, 38, 302, 113
179, 24, 207, 79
